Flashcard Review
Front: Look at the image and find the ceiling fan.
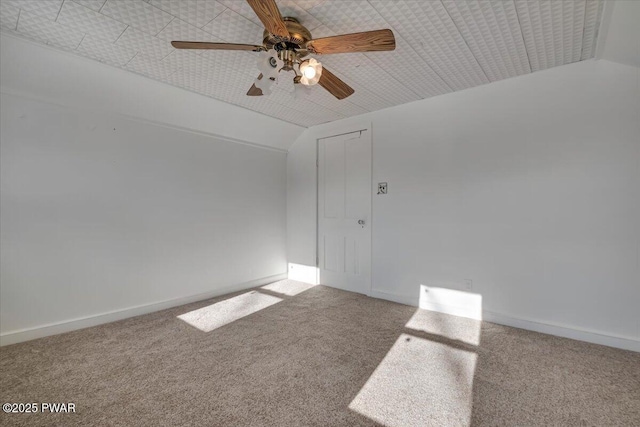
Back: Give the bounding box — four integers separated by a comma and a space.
171, 0, 396, 100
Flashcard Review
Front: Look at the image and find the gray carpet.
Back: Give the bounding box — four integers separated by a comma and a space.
1, 280, 639, 426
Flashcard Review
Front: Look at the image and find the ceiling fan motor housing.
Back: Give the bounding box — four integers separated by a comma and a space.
263, 17, 312, 55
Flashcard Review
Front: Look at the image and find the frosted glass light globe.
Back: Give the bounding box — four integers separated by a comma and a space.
299, 58, 322, 86
303, 66, 316, 79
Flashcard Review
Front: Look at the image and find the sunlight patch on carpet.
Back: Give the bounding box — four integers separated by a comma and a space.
177, 291, 282, 332
261, 279, 317, 296
405, 309, 481, 346
349, 333, 477, 427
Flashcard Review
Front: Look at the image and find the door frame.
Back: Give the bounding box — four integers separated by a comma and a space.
315, 123, 373, 295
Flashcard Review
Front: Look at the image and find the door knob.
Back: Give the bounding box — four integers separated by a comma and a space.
358, 219, 365, 225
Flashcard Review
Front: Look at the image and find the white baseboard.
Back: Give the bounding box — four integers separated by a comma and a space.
369, 289, 418, 306
481, 311, 640, 353
0, 273, 287, 347
368, 289, 639, 353
420, 301, 483, 321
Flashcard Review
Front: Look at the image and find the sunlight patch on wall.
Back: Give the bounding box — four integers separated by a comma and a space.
261, 279, 317, 296
287, 263, 318, 285
349, 333, 477, 427
419, 285, 483, 320
177, 291, 282, 332
405, 309, 482, 346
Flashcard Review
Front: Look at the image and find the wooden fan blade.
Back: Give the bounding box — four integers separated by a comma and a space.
247, 74, 263, 96
318, 68, 354, 100
307, 29, 395, 54
171, 41, 263, 51
246, 0, 290, 39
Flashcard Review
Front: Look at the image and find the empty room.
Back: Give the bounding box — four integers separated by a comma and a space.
1, 0, 638, 426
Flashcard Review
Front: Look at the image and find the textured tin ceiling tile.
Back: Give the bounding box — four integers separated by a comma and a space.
203, 8, 263, 44
565, 0, 587, 64
442, 0, 531, 81
168, 51, 236, 78
150, 0, 226, 29
275, 1, 323, 30
157, 17, 218, 43
77, 34, 137, 66
126, 52, 178, 80
161, 49, 200, 68
73, 1, 107, 12
368, 40, 453, 99
308, 24, 445, 101
341, 89, 393, 113
515, 0, 588, 72
116, 26, 173, 60
165, 68, 211, 93
57, 0, 127, 42
268, 83, 343, 117
304, 22, 332, 39
100, 0, 173, 36
0, 0, 606, 128
581, 0, 603, 60
309, 0, 451, 97
198, 50, 258, 78
294, 0, 328, 11
4, 0, 63, 21
302, 85, 369, 117
218, 0, 322, 32
369, 0, 488, 90
306, 0, 381, 33
319, 53, 419, 106
0, 2, 20, 31
227, 88, 288, 110
16, 9, 84, 50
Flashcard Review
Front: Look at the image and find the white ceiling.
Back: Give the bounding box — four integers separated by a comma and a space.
0, 0, 605, 128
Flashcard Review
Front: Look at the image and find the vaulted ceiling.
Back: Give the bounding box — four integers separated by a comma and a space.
1, 0, 604, 127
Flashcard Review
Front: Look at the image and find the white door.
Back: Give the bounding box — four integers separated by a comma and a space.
318, 130, 371, 295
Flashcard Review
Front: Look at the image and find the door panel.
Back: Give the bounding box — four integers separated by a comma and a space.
323, 140, 345, 219
323, 234, 341, 272
345, 138, 370, 220
318, 130, 371, 295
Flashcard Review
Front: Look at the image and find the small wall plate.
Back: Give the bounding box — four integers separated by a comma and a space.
378, 182, 387, 194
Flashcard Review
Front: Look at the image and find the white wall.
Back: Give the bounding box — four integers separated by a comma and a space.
1, 34, 295, 344
599, 0, 640, 68
286, 133, 317, 270
287, 59, 640, 350
0, 34, 304, 150
1, 93, 288, 341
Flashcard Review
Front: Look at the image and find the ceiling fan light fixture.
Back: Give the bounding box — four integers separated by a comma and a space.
299, 58, 322, 86
303, 65, 316, 79
257, 49, 283, 79
172, 0, 396, 101
255, 75, 273, 95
